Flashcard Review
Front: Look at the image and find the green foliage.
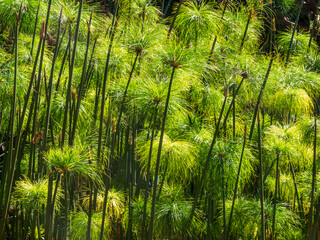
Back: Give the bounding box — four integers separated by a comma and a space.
128, 185, 205, 238
204, 140, 255, 196
138, 132, 198, 182
270, 87, 313, 119
154, 185, 205, 238
82, 188, 125, 219
45, 146, 99, 181
172, 1, 218, 44
277, 30, 316, 56
0, 0, 319, 238
69, 210, 110, 240
0, 0, 47, 33
224, 198, 303, 239
13, 176, 61, 211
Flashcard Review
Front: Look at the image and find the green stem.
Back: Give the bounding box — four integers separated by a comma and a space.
43, 8, 63, 151
61, 23, 72, 146
0, 13, 19, 238
55, 39, 70, 92
285, 0, 303, 65
70, 9, 93, 145
240, 12, 251, 52
189, 91, 228, 223
97, 0, 119, 164
257, 108, 265, 240
141, 112, 157, 239
86, 179, 93, 240
31, 1, 40, 56
227, 123, 247, 238
167, 0, 182, 38
308, 0, 320, 50
249, 58, 273, 140
148, 67, 176, 239
45, 172, 53, 240
272, 152, 279, 240
222, 76, 246, 134
221, 156, 227, 240
67, 0, 83, 146
116, 52, 139, 146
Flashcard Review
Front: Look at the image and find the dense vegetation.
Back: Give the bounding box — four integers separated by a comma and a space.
0, 0, 320, 239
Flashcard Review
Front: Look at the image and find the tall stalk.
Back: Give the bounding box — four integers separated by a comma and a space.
141, 112, 157, 239
207, 193, 213, 240
222, 75, 246, 132
308, 116, 317, 238
148, 67, 176, 239
70, 8, 93, 145
33, 0, 53, 175
97, 0, 119, 163
43, 11, 62, 237
84, 37, 98, 90
239, 9, 253, 52
310, 180, 320, 240
167, 0, 182, 38
269, 2, 274, 53
220, 155, 227, 240
232, 87, 235, 138
55, 39, 70, 92
285, 0, 304, 65
67, 0, 83, 146
290, 161, 304, 217
227, 122, 247, 237
31, 1, 40, 56
0, 9, 19, 238
127, 114, 136, 239
189, 88, 228, 222
86, 178, 93, 240
308, 0, 320, 51
43, 8, 62, 151
208, 0, 229, 58
249, 58, 273, 140
99, 4, 120, 239
44, 171, 54, 240
257, 107, 265, 240
63, 172, 69, 239
99, 118, 117, 240
116, 52, 139, 146
61, 23, 72, 146
271, 152, 280, 240
1, 19, 44, 203
61, 0, 83, 146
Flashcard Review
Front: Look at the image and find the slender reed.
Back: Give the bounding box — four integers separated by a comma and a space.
148, 67, 176, 239
66, 0, 83, 146
220, 155, 227, 240
308, 0, 320, 51
249, 58, 273, 140
239, 9, 253, 52
227, 122, 247, 237
116, 52, 139, 147
141, 112, 157, 239
257, 107, 265, 240
308, 116, 317, 238
271, 152, 280, 239
0, 9, 19, 238
43, 8, 63, 151
222, 74, 247, 133
99, 4, 120, 239
285, 0, 304, 65
189, 88, 228, 223
31, 1, 40, 56
70, 8, 93, 145
167, 0, 182, 38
